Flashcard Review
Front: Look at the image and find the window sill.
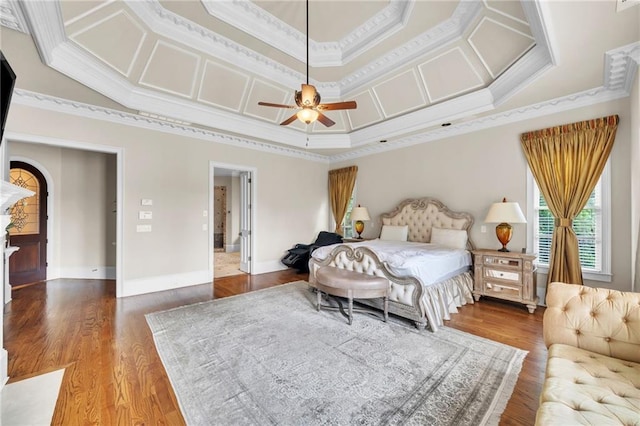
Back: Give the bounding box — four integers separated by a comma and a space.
535, 265, 612, 283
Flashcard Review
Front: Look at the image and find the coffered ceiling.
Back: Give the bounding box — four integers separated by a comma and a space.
1, 0, 637, 156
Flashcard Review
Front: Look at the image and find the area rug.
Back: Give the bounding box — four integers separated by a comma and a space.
146, 281, 527, 425
214, 251, 243, 277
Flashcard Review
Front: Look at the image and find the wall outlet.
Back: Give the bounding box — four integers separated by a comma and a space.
480, 225, 487, 233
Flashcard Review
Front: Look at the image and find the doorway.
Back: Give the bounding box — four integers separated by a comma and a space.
7, 161, 47, 286
211, 163, 254, 278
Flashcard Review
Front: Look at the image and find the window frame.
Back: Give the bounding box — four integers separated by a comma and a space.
340, 186, 357, 238
526, 161, 612, 282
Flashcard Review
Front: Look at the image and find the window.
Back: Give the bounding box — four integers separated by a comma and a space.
341, 189, 356, 238
527, 163, 611, 282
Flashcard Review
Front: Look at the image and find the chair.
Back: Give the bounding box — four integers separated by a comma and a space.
281, 231, 343, 272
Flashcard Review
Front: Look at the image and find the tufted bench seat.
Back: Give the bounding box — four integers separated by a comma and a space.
536, 282, 640, 425
315, 266, 389, 325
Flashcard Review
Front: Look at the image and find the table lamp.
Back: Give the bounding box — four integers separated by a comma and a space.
350, 205, 370, 239
484, 198, 526, 252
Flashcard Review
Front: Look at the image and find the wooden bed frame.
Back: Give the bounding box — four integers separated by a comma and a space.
309, 197, 475, 331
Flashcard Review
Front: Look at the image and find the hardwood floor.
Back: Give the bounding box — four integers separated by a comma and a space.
3, 270, 546, 425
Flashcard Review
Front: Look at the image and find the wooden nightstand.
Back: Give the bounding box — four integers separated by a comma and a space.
472, 249, 538, 313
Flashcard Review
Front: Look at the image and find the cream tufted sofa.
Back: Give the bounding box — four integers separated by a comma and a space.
536, 282, 640, 425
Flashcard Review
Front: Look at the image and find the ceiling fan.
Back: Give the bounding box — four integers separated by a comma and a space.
258, 0, 357, 127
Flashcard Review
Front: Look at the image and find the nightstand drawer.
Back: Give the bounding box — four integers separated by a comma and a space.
484, 256, 521, 268
484, 281, 522, 300
484, 269, 520, 282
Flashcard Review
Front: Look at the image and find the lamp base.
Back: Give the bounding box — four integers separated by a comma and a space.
354, 220, 364, 239
495, 222, 512, 252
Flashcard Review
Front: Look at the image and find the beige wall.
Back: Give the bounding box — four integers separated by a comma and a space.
5, 103, 329, 295
334, 98, 633, 293
8, 143, 117, 279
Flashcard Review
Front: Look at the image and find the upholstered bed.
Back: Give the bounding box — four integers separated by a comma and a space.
308, 197, 475, 331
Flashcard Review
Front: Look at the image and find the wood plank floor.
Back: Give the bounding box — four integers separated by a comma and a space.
3, 270, 546, 425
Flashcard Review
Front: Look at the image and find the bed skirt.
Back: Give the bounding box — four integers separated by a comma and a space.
419, 271, 474, 332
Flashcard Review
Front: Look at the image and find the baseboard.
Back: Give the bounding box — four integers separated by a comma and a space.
121, 269, 211, 297
252, 259, 288, 275
56, 266, 116, 280
0, 347, 8, 389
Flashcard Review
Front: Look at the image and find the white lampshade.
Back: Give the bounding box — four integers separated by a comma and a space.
351, 206, 371, 221
484, 199, 526, 224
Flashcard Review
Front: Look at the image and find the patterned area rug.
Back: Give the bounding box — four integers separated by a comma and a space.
214, 251, 243, 277
146, 281, 527, 425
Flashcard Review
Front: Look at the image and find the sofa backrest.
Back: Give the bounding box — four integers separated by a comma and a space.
544, 281, 640, 363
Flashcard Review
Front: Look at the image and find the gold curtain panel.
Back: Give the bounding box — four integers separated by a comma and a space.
520, 114, 619, 289
328, 166, 358, 235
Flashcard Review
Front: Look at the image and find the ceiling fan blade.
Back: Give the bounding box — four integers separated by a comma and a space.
316, 111, 335, 127
317, 101, 357, 111
258, 101, 296, 109
280, 113, 298, 126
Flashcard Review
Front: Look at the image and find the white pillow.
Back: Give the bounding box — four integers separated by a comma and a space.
431, 227, 468, 249
379, 225, 409, 241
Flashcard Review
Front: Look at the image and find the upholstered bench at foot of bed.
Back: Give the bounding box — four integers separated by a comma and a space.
315, 266, 389, 325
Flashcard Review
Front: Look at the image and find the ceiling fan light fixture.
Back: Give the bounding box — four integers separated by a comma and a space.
297, 108, 319, 124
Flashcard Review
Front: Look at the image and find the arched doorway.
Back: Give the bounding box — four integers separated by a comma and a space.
8, 161, 48, 286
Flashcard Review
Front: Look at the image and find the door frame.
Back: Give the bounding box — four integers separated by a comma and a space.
209, 161, 256, 278
6, 157, 52, 297
4, 132, 124, 297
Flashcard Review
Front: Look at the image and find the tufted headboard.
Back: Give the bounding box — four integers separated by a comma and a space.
380, 197, 475, 250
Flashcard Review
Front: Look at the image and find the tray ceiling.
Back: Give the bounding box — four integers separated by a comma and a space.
3, 0, 556, 152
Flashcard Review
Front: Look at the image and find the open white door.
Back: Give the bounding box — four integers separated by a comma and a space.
239, 171, 252, 273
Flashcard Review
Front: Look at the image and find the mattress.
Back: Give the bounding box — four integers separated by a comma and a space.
311, 239, 472, 286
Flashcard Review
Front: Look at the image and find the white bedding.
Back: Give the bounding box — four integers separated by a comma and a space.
311, 239, 472, 286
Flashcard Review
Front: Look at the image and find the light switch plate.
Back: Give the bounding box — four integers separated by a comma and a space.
139, 211, 152, 220
136, 224, 152, 233
141, 199, 153, 206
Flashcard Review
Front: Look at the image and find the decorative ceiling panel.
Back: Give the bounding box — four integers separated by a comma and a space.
244, 79, 289, 122
139, 40, 200, 98
61, 0, 111, 26
347, 91, 383, 130
468, 17, 535, 78
419, 47, 484, 103
197, 60, 250, 112
484, 0, 528, 25
373, 69, 426, 118
69, 10, 146, 77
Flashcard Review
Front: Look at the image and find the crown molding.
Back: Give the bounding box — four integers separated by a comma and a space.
11, 89, 330, 163
330, 85, 630, 162
201, 0, 414, 67
335, 0, 483, 95
604, 41, 640, 93
0, 0, 29, 34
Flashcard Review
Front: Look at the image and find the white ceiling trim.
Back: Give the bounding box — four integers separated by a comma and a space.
329, 85, 631, 163
138, 40, 201, 98
11, 89, 330, 163
0, 0, 29, 34
201, 0, 415, 67
10, 35, 636, 164
336, 0, 484, 95
62, 0, 114, 27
